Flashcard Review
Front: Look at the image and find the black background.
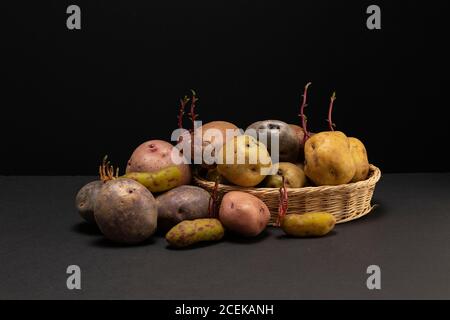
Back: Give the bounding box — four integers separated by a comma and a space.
3, 0, 449, 175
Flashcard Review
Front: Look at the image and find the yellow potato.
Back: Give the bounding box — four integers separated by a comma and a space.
281, 212, 336, 237
217, 135, 272, 187
264, 162, 306, 188
165, 218, 224, 248
304, 131, 355, 185
123, 166, 182, 193
348, 137, 369, 182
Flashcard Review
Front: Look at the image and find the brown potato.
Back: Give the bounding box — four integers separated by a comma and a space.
219, 191, 270, 237
264, 162, 307, 188
217, 135, 272, 187
156, 185, 211, 231
94, 178, 157, 244
348, 137, 369, 182
304, 131, 356, 186
182, 121, 239, 168
126, 140, 191, 186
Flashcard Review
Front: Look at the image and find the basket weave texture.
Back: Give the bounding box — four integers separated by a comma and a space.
194, 164, 381, 225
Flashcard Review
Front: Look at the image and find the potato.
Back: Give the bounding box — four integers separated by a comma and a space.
75, 180, 103, 224
289, 124, 306, 161
264, 162, 307, 188
190, 121, 239, 167
304, 131, 356, 185
166, 218, 224, 248
219, 191, 270, 237
123, 166, 182, 193
156, 185, 211, 230
94, 178, 157, 244
348, 137, 370, 182
216, 135, 272, 187
126, 139, 191, 186
246, 120, 299, 162
281, 212, 336, 237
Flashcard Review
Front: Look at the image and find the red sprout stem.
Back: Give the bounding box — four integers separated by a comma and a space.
208, 179, 220, 218
299, 82, 312, 141
276, 176, 289, 227
177, 96, 189, 129
327, 91, 336, 131
188, 90, 199, 133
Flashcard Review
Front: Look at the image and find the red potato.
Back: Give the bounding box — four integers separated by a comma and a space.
126, 140, 191, 186
219, 191, 270, 237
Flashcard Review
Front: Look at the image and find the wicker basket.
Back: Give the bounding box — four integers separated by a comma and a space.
193, 164, 381, 225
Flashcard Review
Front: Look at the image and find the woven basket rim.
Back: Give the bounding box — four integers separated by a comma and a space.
194, 164, 381, 192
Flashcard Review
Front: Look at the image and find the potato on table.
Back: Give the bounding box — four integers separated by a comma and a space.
156, 185, 211, 230
94, 178, 158, 244
166, 218, 224, 248
75, 180, 103, 224
219, 191, 270, 237
281, 212, 336, 237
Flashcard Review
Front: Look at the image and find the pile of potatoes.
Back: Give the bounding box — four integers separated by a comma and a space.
75, 90, 370, 248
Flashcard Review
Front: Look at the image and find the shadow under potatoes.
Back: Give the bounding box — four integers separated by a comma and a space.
276, 229, 338, 240
71, 222, 102, 236
89, 236, 156, 248
224, 228, 272, 244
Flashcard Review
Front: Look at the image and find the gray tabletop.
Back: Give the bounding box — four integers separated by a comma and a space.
1, 173, 449, 300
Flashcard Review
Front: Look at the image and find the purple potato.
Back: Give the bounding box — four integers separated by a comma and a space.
94, 178, 157, 244
246, 120, 299, 162
75, 180, 103, 224
156, 185, 211, 231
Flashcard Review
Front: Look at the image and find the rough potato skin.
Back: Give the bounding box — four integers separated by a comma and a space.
165, 218, 224, 248
217, 135, 272, 187
281, 212, 336, 237
75, 180, 103, 224
348, 137, 369, 182
94, 178, 157, 244
123, 166, 182, 193
126, 140, 191, 185
304, 131, 356, 186
247, 120, 299, 162
156, 185, 211, 230
219, 191, 270, 237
